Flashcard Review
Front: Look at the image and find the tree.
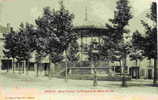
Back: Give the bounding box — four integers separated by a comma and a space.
15, 23, 32, 74
100, 35, 118, 66
130, 31, 144, 67
3, 23, 33, 73
140, 2, 157, 86
23, 23, 36, 74
3, 27, 17, 72
35, 1, 75, 79
105, 0, 133, 87
30, 24, 49, 77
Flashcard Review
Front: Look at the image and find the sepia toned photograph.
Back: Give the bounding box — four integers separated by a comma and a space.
0, 0, 157, 100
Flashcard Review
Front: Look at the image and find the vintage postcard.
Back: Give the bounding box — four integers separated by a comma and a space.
0, 0, 157, 100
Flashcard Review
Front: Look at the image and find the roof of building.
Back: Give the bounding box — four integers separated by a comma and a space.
73, 25, 108, 37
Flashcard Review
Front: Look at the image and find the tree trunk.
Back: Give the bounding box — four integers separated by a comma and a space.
65, 52, 68, 82
38, 62, 42, 75
6, 59, 9, 72
48, 55, 51, 79
93, 62, 97, 87
121, 55, 127, 87
44, 63, 48, 76
7, 61, 9, 72
18, 62, 21, 74
135, 59, 138, 79
119, 60, 122, 75
136, 59, 138, 67
36, 62, 39, 77
153, 58, 157, 86
22, 62, 25, 74
65, 61, 68, 82
69, 62, 73, 74
12, 58, 15, 73
25, 60, 29, 75
48, 63, 50, 78
48, 62, 52, 79
48, 55, 55, 79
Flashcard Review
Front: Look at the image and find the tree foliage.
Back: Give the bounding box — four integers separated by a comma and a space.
101, 0, 132, 63
3, 27, 17, 59
130, 30, 144, 65
132, 2, 157, 85
102, 0, 133, 87
138, 2, 157, 60
35, 2, 75, 63
4, 23, 32, 61
108, 0, 132, 42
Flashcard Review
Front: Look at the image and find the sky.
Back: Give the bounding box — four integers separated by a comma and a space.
0, 0, 153, 34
